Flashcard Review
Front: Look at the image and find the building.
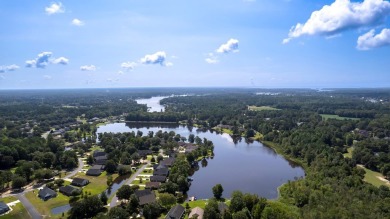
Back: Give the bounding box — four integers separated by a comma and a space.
93, 150, 106, 158
71, 178, 90, 187
86, 165, 104, 176
189, 207, 204, 219
160, 157, 175, 167
150, 175, 167, 183
153, 167, 169, 176
38, 187, 57, 201
165, 204, 185, 219
134, 189, 156, 206
59, 185, 80, 196
145, 182, 161, 190
94, 155, 107, 165
0, 202, 10, 214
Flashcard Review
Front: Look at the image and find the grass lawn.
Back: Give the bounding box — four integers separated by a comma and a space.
357, 165, 390, 188
89, 145, 103, 152
343, 147, 354, 158
25, 190, 69, 216
0, 197, 30, 219
248, 106, 280, 111
320, 114, 360, 121
254, 132, 263, 140
72, 172, 118, 196
181, 199, 209, 209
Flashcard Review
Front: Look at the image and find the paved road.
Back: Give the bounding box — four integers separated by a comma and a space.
64, 158, 84, 179
109, 164, 148, 208
16, 194, 42, 219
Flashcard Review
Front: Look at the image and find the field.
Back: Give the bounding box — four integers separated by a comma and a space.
25, 191, 69, 217
72, 172, 118, 196
343, 147, 354, 158
0, 197, 30, 219
320, 114, 360, 121
248, 106, 280, 111
357, 165, 390, 187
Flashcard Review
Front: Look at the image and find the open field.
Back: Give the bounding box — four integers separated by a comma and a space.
357, 165, 390, 187
72, 172, 118, 196
320, 114, 360, 121
25, 191, 69, 217
248, 106, 280, 111
343, 147, 354, 158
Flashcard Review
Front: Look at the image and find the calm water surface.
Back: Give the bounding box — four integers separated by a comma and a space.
97, 123, 305, 199
135, 96, 168, 112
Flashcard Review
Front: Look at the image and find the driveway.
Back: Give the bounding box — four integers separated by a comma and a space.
63, 158, 84, 179
16, 194, 42, 219
109, 164, 148, 208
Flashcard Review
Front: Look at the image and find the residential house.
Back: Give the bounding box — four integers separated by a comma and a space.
189, 207, 204, 219
86, 165, 104, 176
94, 155, 107, 165
150, 175, 167, 183
59, 185, 80, 196
165, 204, 185, 219
38, 187, 57, 201
71, 178, 90, 187
0, 202, 10, 214
93, 150, 106, 158
160, 157, 175, 167
138, 150, 153, 158
153, 167, 169, 177
134, 189, 156, 206
145, 182, 161, 190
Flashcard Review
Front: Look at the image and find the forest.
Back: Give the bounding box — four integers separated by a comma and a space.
0, 88, 389, 219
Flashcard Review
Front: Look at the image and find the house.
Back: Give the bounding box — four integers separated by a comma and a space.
150, 175, 167, 183
153, 167, 169, 177
145, 182, 161, 190
38, 187, 57, 201
189, 207, 204, 219
94, 155, 107, 165
160, 157, 175, 167
59, 185, 80, 196
86, 164, 104, 176
93, 150, 106, 158
71, 178, 90, 187
0, 202, 10, 214
134, 189, 156, 206
138, 150, 153, 158
165, 204, 185, 219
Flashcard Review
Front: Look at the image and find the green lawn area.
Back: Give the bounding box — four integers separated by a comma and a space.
320, 114, 360, 121
343, 147, 354, 158
25, 190, 69, 216
358, 165, 390, 188
72, 172, 117, 196
254, 132, 263, 140
88, 145, 103, 152
181, 199, 208, 209
0, 197, 30, 219
248, 105, 280, 111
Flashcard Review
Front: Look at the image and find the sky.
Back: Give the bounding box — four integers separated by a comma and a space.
0, 0, 390, 89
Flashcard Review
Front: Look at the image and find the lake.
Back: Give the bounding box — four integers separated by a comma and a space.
97, 123, 305, 199
136, 96, 168, 112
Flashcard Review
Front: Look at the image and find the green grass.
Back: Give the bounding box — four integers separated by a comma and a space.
248, 105, 280, 111
358, 165, 390, 188
181, 200, 208, 209
25, 190, 69, 216
343, 147, 354, 158
254, 132, 263, 140
320, 114, 360, 121
72, 172, 117, 196
0, 197, 30, 219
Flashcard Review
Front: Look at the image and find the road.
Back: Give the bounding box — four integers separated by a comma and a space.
63, 158, 84, 179
16, 194, 42, 219
109, 163, 148, 208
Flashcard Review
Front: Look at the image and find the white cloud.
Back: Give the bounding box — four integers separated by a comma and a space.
80, 65, 96, 71
216, 39, 239, 53
43, 75, 52, 80
140, 51, 168, 66
52, 57, 69, 65
165, 62, 173, 67
0, 75, 4, 80
45, 2, 64, 15
25, 52, 52, 68
72, 18, 84, 26
357, 28, 390, 50
284, 0, 390, 43
118, 71, 124, 75
121, 61, 137, 70
0, 64, 20, 72
205, 53, 219, 64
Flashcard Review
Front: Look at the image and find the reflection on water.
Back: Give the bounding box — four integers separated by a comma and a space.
96, 123, 305, 199
135, 96, 168, 112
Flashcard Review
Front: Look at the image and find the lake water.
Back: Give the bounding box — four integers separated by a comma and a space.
136, 96, 168, 112
97, 123, 305, 199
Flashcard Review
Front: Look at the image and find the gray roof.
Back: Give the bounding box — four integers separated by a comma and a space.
86, 168, 102, 176
59, 185, 79, 196
71, 178, 89, 186
166, 205, 185, 219
153, 168, 169, 176
150, 175, 167, 182
0, 202, 10, 211
38, 187, 57, 198
134, 189, 156, 205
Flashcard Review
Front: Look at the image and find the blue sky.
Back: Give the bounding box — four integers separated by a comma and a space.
0, 0, 390, 89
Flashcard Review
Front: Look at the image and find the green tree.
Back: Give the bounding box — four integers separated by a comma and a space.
158, 193, 176, 209
105, 160, 117, 174
212, 184, 224, 199
143, 202, 161, 219
230, 191, 244, 213
12, 176, 27, 189
108, 207, 129, 219
116, 185, 133, 200
100, 191, 108, 205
